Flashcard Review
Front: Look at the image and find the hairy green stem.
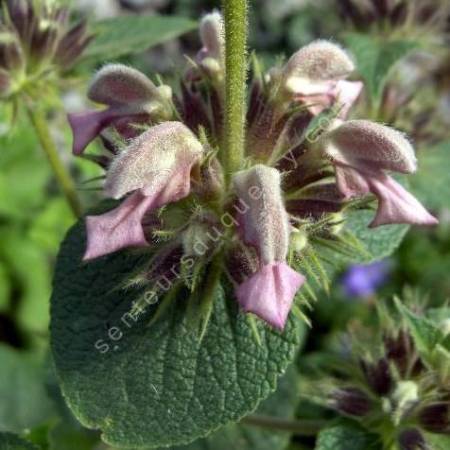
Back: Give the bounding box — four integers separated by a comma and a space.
222, 0, 248, 179
241, 415, 326, 436
27, 106, 82, 218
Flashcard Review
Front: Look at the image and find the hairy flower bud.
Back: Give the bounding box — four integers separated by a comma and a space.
282, 41, 354, 94
198, 11, 224, 75
232, 165, 305, 329
322, 120, 438, 227
325, 120, 417, 174
68, 64, 173, 155
83, 122, 204, 260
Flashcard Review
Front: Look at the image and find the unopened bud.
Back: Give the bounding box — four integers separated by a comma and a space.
361, 358, 392, 396
332, 387, 372, 416
389, 381, 419, 423
182, 223, 213, 257
0, 33, 24, 72
290, 229, 308, 252
398, 428, 427, 450
199, 12, 224, 63
283, 40, 354, 95
419, 402, 450, 434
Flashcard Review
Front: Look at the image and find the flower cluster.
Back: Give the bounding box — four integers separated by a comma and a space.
336, 0, 450, 42
0, 0, 91, 99
327, 324, 449, 449
69, 12, 437, 330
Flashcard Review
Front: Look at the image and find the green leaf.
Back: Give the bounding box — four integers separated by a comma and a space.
50, 220, 301, 448
0, 345, 56, 433
345, 210, 408, 263
411, 141, 450, 210
394, 298, 445, 354
85, 15, 197, 61
173, 365, 301, 450
315, 423, 380, 450
0, 433, 40, 450
344, 33, 418, 104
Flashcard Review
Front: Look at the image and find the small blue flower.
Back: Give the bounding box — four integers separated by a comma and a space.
341, 260, 391, 298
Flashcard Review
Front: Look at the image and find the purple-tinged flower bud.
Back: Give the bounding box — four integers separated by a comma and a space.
341, 260, 391, 298
68, 64, 172, 155
284, 40, 355, 90
419, 402, 450, 434
83, 122, 204, 261
6, 0, 32, 41
54, 22, 92, 69
276, 40, 361, 118
232, 165, 305, 330
360, 357, 393, 396
384, 329, 414, 377
198, 12, 224, 76
0, 32, 24, 72
29, 22, 59, 62
325, 120, 417, 174
398, 428, 428, 450
332, 387, 372, 416
323, 120, 438, 227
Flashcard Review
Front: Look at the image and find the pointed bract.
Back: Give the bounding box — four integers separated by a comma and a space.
236, 262, 305, 330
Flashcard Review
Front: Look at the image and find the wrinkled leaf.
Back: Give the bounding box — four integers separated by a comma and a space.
50, 220, 300, 448
315, 423, 380, 450
173, 364, 301, 450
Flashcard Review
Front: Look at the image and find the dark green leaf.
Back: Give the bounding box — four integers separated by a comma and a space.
344, 33, 418, 104
0, 433, 40, 450
50, 220, 300, 448
315, 423, 380, 450
85, 15, 197, 61
0, 345, 56, 433
173, 365, 301, 450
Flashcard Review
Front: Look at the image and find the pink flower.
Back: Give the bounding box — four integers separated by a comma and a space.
233, 165, 305, 330
280, 40, 362, 118
83, 122, 204, 260
324, 120, 438, 227
68, 64, 172, 155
